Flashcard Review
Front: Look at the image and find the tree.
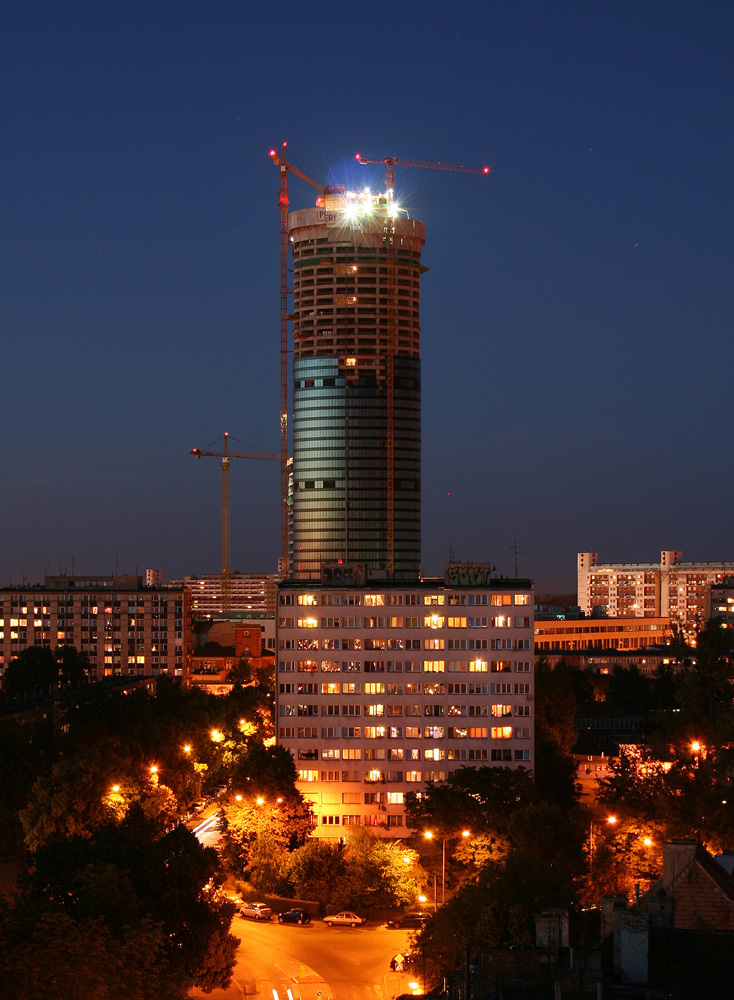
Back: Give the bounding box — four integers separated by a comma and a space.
0, 646, 89, 702
606, 663, 652, 713
225, 655, 254, 685
220, 791, 312, 878
334, 828, 423, 912
534, 657, 578, 754
0, 908, 173, 1000
14, 809, 238, 996
285, 840, 346, 906
406, 764, 536, 837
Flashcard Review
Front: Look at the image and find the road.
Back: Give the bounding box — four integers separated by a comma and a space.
189, 912, 421, 1000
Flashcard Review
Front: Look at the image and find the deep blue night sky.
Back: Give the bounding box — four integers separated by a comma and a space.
2, 2, 733, 593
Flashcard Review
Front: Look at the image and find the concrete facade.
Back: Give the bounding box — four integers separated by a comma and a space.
0, 576, 190, 680
169, 573, 278, 617
276, 564, 534, 837
577, 550, 734, 634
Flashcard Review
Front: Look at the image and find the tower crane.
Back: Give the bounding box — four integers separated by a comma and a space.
355, 153, 489, 572
191, 433, 278, 611
269, 144, 334, 577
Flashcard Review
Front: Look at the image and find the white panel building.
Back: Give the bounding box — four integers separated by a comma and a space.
578, 550, 734, 634
276, 564, 534, 838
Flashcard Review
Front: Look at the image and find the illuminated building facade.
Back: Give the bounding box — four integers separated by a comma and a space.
276, 564, 534, 838
186, 620, 273, 694
288, 194, 425, 579
168, 572, 278, 617
0, 576, 190, 680
534, 616, 671, 652
578, 551, 734, 635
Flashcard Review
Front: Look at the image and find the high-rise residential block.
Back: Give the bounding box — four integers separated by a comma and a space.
276, 564, 534, 837
578, 551, 734, 633
0, 575, 190, 679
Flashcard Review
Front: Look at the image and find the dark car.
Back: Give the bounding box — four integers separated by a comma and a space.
387, 911, 432, 929
277, 909, 311, 925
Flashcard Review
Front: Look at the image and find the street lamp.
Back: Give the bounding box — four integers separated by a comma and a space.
424, 830, 468, 907
424, 831, 443, 909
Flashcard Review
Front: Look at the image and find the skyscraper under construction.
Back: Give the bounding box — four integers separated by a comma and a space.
288, 191, 426, 579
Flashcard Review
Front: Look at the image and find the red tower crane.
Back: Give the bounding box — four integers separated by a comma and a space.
355, 154, 489, 572
269, 144, 333, 577
191, 433, 278, 611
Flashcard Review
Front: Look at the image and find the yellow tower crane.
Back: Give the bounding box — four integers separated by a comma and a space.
191, 433, 278, 611
355, 154, 489, 572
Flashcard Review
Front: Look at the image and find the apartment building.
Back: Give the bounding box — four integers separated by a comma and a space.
0, 575, 190, 681
578, 551, 734, 634
168, 572, 278, 617
276, 563, 534, 838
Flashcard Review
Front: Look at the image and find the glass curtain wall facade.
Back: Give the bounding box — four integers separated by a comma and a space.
289, 202, 425, 579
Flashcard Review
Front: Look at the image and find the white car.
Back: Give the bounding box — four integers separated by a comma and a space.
240, 902, 272, 921
323, 911, 365, 927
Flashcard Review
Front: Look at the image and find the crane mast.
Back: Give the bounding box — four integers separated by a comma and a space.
269, 145, 332, 578
356, 152, 489, 573
270, 147, 488, 578
191, 433, 278, 610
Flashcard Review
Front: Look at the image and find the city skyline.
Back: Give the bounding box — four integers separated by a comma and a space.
3, 3, 733, 593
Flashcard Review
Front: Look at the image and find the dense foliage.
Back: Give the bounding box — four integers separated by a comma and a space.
0, 671, 280, 996
0, 810, 238, 999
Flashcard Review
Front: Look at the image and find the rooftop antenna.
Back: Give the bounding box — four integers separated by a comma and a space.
509, 539, 525, 577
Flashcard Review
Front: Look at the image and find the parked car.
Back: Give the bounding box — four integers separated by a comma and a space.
387, 911, 431, 929
323, 911, 365, 927
240, 902, 273, 921
278, 909, 311, 925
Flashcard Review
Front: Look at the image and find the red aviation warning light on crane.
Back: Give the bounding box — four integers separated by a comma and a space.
355, 153, 489, 191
